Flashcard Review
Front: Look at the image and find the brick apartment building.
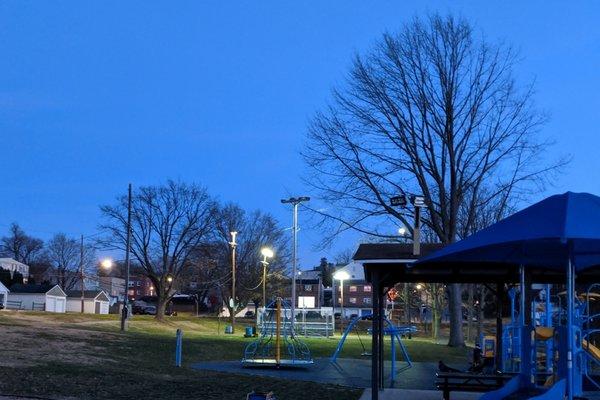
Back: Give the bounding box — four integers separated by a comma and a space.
295, 269, 324, 308
128, 275, 155, 301
333, 261, 373, 317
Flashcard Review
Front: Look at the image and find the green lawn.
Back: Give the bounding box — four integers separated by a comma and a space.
0, 312, 468, 399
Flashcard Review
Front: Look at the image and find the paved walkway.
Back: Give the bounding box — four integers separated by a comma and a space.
359, 388, 481, 400
192, 358, 468, 389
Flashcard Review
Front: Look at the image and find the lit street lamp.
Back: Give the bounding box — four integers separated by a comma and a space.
389, 194, 425, 256
260, 247, 274, 308
101, 258, 114, 270
229, 231, 238, 334
334, 270, 350, 333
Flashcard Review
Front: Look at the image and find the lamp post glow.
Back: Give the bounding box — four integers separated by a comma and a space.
334, 270, 350, 332
260, 247, 274, 307
101, 258, 114, 270
229, 231, 238, 333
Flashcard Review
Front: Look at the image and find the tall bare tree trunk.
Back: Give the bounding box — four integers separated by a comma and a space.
431, 283, 441, 341
447, 284, 464, 347
156, 292, 168, 322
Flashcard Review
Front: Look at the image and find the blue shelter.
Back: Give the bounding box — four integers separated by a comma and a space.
415, 192, 600, 400
356, 192, 600, 400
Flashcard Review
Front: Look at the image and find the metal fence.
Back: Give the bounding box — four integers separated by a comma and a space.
257, 307, 335, 338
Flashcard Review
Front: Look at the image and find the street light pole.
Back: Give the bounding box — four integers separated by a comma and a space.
229, 231, 238, 334
340, 278, 345, 332
281, 196, 310, 332
333, 270, 350, 334
121, 183, 132, 332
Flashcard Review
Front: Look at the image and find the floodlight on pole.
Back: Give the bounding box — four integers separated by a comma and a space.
334, 270, 350, 332
281, 196, 310, 333
229, 231, 238, 333
260, 247, 274, 307
261, 247, 274, 259
390, 193, 426, 256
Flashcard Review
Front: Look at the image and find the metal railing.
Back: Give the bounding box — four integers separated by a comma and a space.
257, 307, 335, 338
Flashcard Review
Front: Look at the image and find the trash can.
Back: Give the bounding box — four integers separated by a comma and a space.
225, 325, 233, 334
244, 326, 253, 337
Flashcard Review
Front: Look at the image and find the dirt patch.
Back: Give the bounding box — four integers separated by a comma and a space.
0, 314, 122, 368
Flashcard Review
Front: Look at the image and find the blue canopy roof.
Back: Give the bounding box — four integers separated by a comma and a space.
416, 192, 600, 272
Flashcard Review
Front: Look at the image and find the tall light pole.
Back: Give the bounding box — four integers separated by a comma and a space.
260, 247, 274, 308
334, 270, 350, 333
80, 234, 85, 313
229, 231, 238, 333
281, 196, 310, 330
121, 183, 132, 332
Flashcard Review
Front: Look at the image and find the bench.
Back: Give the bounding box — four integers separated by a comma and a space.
436, 372, 516, 400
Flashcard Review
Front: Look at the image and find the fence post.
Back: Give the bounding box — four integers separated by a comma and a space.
175, 329, 183, 367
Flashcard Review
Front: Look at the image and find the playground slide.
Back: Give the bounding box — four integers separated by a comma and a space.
527, 379, 565, 400
582, 339, 600, 362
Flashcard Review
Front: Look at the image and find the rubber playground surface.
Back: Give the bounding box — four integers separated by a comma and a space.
192, 358, 469, 389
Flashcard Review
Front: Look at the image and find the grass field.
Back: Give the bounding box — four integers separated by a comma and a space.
0, 311, 469, 399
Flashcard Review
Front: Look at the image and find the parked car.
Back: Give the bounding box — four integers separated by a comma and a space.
304, 311, 321, 320
244, 310, 255, 318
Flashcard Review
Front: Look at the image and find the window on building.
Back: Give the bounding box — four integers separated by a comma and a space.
363, 297, 371, 304
363, 285, 372, 292
298, 296, 315, 308
304, 285, 312, 291
349, 297, 357, 304
349, 286, 357, 292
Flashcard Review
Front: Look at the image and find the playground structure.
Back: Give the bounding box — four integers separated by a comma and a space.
242, 297, 313, 367
357, 192, 600, 400
330, 313, 416, 387
495, 283, 600, 395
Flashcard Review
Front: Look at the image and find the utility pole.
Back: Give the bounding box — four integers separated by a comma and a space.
390, 194, 425, 332
80, 234, 85, 313
229, 231, 238, 333
281, 196, 310, 332
121, 183, 132, 332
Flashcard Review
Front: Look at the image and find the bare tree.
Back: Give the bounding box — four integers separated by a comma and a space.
303, 14, 565, 346
0, 223, 44, 265
99, 180, 216, 320
45, 233, 95, 291
212, 203, 289, 315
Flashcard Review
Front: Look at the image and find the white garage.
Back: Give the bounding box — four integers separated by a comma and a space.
8, 284, 67, 312
0, 281, 8, 309
66, 290, 110, 314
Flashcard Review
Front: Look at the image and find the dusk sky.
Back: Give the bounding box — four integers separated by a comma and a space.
1, 1, 599, 269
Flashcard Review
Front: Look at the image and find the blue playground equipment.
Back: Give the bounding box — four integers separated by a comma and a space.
330, 313, 416, 386
415, 192, 600, 400
242, 298, 313, 367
